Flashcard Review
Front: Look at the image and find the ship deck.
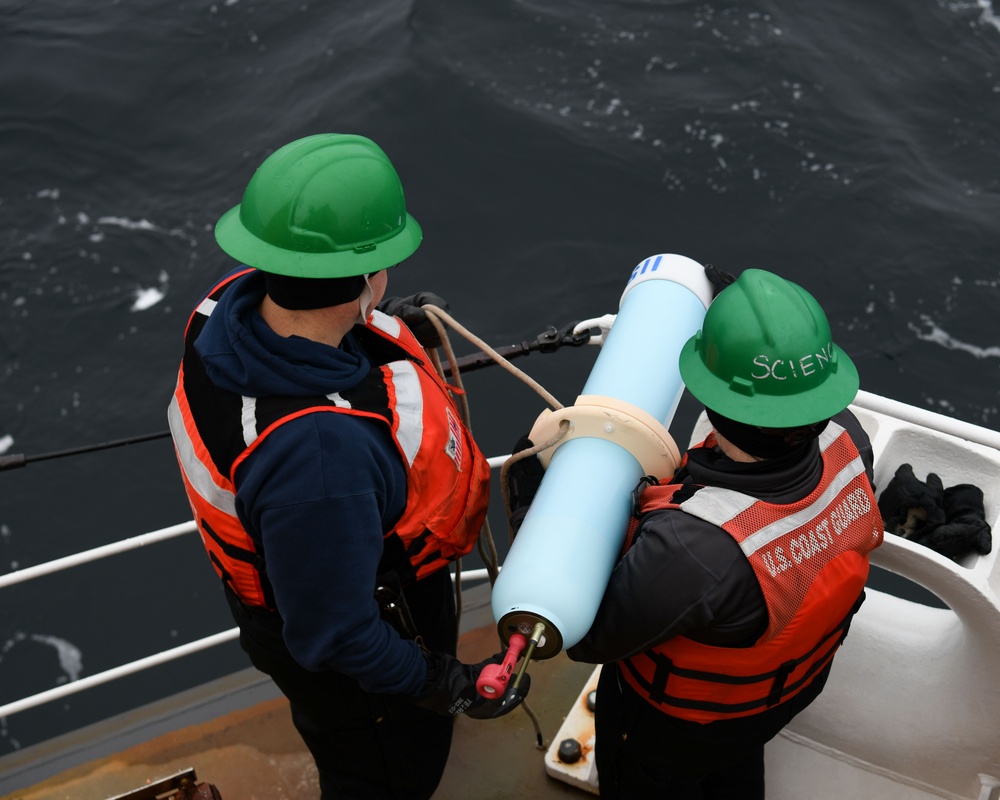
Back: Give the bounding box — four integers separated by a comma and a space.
0, 585, 595, 800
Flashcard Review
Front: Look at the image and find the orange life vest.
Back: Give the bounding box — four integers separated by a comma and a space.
168, 270, 491, 609
620, 422, 883, 724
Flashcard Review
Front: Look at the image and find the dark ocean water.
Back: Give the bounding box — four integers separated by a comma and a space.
1, 0, 999, 754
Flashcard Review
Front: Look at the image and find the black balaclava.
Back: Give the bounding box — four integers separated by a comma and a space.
264, 272, 366, 310
705, 407, 829, 460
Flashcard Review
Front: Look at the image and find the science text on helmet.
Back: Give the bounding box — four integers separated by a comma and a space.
750, 342, 835, 382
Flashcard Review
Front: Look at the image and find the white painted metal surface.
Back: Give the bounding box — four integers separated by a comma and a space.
773, 393, 1000, 799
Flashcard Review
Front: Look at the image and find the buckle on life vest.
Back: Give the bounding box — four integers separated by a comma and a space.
631, 475, 659, 519
766, 660, 798, 707
375, 575, 420, 640
646, 651, 675, 705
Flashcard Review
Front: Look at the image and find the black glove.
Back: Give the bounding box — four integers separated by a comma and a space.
877, 463, 946, 539
506, 435, 544, 535
377, 292, 450, 348
412, 650, 529, 719
915, 483, 992, 559
704, 264, 737, 298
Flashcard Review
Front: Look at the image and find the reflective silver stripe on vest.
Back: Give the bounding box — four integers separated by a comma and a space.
738, 456, 866, 558
167, 393, 237, 515
368, 309, 402, 338
387, 360, 424, 467
196, 296, 217, 317
321, 361, 423, 466
816, 422, 843, 452
678, 423, 861, 558
241, 396, 258, 446
676, 486, 758, 528
324, 392, 353, 408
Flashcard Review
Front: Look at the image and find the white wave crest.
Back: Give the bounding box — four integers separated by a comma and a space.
29, 635, 84, 684
978, 0, 1000, 31
96, 216, 189, 240
131, 287, 166, 311
131, 269, 170, 312
910, 315, 1000, 358
0, 632, 84, 687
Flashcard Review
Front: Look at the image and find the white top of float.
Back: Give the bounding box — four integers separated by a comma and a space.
619, 253, 715, 311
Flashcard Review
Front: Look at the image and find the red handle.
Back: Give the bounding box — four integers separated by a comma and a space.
476, 633, 527, 698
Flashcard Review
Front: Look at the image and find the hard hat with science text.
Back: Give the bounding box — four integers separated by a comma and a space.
678, 269, 859, 428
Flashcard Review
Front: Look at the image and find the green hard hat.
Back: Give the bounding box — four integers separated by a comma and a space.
214, 133, 422, 278
678, 269, 859, 428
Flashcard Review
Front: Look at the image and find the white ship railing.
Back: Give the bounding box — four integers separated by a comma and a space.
7, 389, 1000, 721
0, 454, 509, 719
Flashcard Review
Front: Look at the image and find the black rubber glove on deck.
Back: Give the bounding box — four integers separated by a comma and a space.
915, 483, 992, 559
506, 435, 545, 535
377, 292, 450, 348
877, 463, 946, 540
413, 651, 529, 719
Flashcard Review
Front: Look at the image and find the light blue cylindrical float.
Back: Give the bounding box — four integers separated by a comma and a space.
491, 254, 713, 657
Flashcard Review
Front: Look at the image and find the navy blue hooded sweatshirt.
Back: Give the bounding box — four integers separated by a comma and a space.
193, 270, 427, 695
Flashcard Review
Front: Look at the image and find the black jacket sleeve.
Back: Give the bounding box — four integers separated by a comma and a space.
566, 510, 766, 664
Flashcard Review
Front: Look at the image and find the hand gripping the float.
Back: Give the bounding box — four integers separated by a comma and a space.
476, 622, 546, 715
